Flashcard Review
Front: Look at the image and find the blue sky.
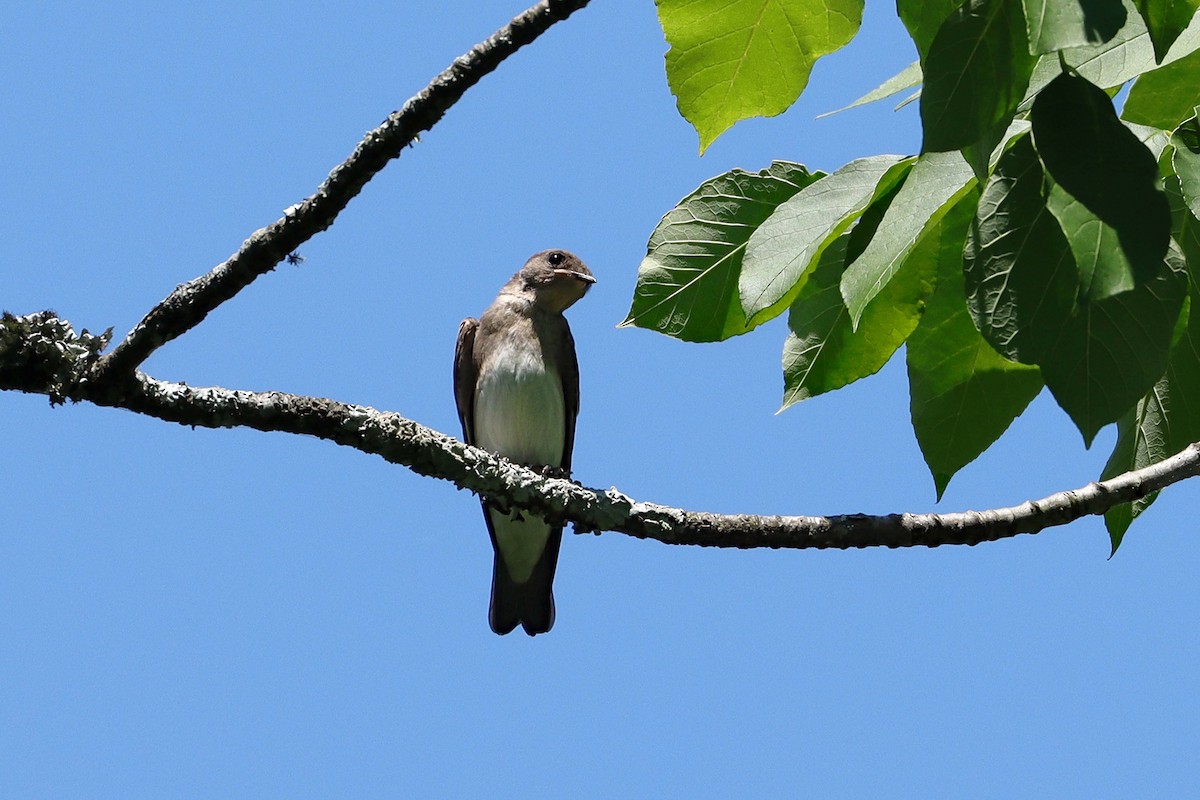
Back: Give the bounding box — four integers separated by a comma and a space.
2, 1, 1197, 797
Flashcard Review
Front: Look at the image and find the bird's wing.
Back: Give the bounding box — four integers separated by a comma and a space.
558, 318, 580, 473
453, 317, 479, 443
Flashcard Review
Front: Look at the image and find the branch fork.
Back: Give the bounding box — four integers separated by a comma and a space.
3, 0, 1196, 551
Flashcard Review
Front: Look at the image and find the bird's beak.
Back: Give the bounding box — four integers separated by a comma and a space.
554, 269, 596, 284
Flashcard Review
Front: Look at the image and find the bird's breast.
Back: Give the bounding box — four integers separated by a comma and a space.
474, 337, 566, 467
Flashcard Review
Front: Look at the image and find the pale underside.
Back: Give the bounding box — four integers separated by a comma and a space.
474, 340, 566, 583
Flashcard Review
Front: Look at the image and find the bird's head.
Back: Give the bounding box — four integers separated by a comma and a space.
517, 250, 595, 312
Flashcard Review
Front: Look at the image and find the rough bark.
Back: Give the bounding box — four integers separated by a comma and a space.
5, 311, 1198, 550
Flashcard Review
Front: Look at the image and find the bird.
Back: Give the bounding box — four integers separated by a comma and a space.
453, 250, 595, 635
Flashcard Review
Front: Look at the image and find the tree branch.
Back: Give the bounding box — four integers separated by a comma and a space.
5, 312, 1196, 550
7, 4, 1193, 552
89, 0, 593, 383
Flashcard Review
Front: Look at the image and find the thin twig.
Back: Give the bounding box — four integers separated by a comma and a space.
90, 0, 592, 383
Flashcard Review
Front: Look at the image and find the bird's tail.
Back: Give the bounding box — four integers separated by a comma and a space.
489, 531, 561, 636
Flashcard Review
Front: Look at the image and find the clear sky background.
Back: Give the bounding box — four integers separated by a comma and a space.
2, 2, 1197, 797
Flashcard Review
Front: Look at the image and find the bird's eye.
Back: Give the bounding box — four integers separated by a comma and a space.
547, 251, 565, 266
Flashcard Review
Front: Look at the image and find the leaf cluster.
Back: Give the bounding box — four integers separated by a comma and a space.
629, 0, 1200, 550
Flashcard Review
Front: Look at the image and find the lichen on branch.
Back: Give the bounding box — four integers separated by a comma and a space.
0, 312, 111, 404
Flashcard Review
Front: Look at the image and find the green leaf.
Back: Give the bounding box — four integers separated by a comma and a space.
1173, 116, 1200, 219
1169, 164, 1200, 260
1101, 208, 1200, 548
907, 192, 1043, 497
895, 89, 923, 110
1132, 0, 1200, 61
961, 119, 1012, 181
1123, 48, 1200, 129
657, 0, 864, 153
965, 135, 1079, 362
1032, 71, 1171, 284
898, 0, 967, 61
968, 133, 1187, 444
621, 162, 822, 343
1124, 120, 1175, 161
841, 150, 977, 326
1101, 405, 1156, 547
739, 156, 911, 328
921, 0, 1036, 153
1044, 180, 1140, 300
1023, 0, 1127, 53
1022, 6, 1200, 104
1102, 152, 1200, 548
818, 60, 922, 118
1040, 241, 1188, 445
843, 173, 908, 264
1100, 290, 1200, 551
781, 223, 937, 407
958, 118, 1034, 184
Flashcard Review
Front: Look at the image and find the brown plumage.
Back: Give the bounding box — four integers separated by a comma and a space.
453, 250, 594, 635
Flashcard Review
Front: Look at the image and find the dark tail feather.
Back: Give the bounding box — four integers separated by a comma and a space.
516, 561, 555, 637
488, 529, 562, 637
488, 552, 522, 636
